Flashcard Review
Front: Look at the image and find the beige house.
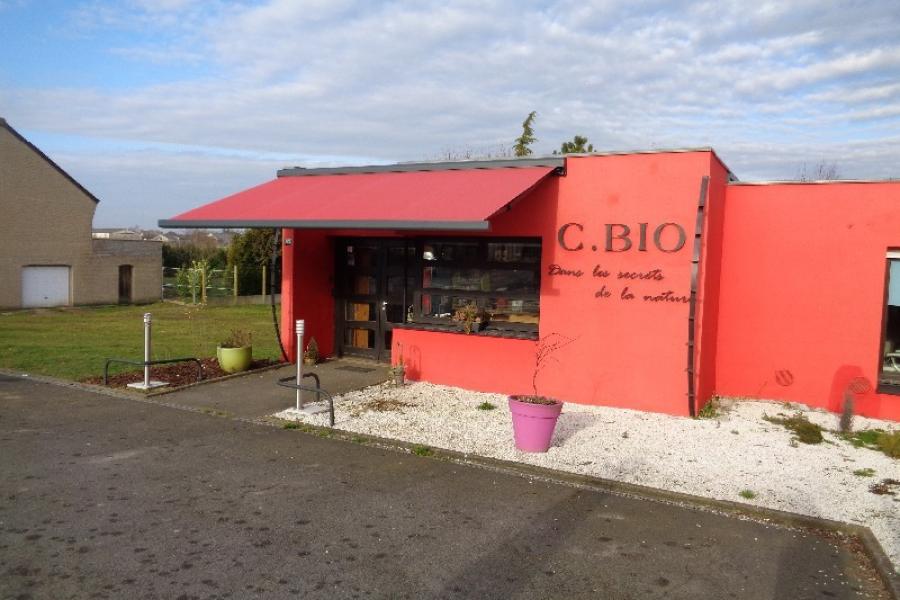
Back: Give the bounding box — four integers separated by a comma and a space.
0, 118, 161, 309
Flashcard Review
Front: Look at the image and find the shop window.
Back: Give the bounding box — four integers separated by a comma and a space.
880, 252, 900, 390
414, 239, 541, 333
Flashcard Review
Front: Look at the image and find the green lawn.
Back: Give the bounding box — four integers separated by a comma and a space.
0, 302, 285, 380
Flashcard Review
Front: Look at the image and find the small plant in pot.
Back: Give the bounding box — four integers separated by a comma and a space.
390, 342, 406, 385
509, 333, 575, 453
304, 337, 319, 366
217, 329, 253, 373
452, 303, 488, 334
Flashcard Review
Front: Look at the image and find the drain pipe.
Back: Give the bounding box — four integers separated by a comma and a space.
295, 319, 304, 410
270, 228, 288, 362
686, 176, 709, 417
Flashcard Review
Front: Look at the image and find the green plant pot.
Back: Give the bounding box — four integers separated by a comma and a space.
217, 345, 252, 373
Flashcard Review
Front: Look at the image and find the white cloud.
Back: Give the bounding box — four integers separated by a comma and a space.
810, 82, 900, 105
2, 0, 900, 226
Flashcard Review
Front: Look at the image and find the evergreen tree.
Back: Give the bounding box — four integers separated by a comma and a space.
513, 111, 538, 157
555, 135, 594, 154
226, 229, 281, 294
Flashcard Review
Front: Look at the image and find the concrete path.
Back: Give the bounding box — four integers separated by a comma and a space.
149, 358, 388, 420
0, 375, 890, 599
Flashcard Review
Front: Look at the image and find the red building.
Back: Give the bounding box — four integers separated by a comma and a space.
161, 149, 900, 421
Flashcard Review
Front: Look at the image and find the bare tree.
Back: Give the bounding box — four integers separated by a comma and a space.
434, 143, 515, 161
797, 160, 840, 182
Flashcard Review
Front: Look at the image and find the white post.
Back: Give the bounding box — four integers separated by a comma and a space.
143, 312, 152, 387
127, 313, 167, 390
295, 319, 304, 410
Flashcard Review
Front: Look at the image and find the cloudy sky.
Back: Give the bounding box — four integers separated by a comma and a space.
2, 0, 899, 228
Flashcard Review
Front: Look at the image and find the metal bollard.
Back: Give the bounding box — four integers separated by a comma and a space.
295, 319, 304, 410
143, 313, 152, 387
126, 313, 167, 390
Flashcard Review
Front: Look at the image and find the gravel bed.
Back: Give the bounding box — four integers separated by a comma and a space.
275, 382, 900, 568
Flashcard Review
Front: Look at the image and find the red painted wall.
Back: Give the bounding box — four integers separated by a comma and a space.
389, 153, 716, 414
529, 153, 713, 415
280, 228, 296, 362
286, 154, 900, 420
281, 229, 335, 362
394, 328, 536, 394
715, 182, 900, 421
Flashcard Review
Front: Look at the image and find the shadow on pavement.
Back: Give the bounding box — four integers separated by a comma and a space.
157, 357, 389, 419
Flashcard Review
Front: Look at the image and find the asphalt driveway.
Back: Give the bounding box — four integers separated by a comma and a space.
0, 374, 890, 599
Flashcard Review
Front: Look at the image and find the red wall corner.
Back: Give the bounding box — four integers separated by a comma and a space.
715, 181, 900, 421
693, 155, 730, 413
279, 228, 296, 363
282, 230, 335, 363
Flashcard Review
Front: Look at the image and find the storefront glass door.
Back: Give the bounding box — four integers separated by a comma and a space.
336, 239, 414, 361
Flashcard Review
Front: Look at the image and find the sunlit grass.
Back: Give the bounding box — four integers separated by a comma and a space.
0, 302, 284, 380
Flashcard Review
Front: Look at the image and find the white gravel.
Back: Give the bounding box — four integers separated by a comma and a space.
275, 382, 900, 568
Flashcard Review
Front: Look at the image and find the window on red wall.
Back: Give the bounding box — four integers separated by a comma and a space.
413, 238, 541, 335
879, 251, 900, 391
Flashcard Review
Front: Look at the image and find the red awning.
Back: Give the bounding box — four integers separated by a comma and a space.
159, 164, 558, 231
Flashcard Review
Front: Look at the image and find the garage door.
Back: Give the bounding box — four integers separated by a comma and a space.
22, 266, 71, 308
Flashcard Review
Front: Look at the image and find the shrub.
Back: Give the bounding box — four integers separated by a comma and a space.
452, 303, 486, 334
868, 479, 899, 496
304, 337, 319, 363
412, 445, 433, 457
739, 489, 757, 500
477, 401, 497, 411
843, 429, 900, 458
696, 398, 719, 419
220, 329, 252, 348
792, 419, 824, 444
877, 430, 900, 458
848, 429, 881, 448
763, 412, 823, 444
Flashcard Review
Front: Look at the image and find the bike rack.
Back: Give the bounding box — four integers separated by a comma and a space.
102, 312, 203, 389
277, 372, 335, 426
277, 320, 335, 426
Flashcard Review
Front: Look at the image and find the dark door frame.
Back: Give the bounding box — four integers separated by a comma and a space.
335, 238, 412, 362
118, 264, 133, 304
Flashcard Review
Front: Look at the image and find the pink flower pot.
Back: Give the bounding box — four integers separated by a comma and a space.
508, 396, 563, 453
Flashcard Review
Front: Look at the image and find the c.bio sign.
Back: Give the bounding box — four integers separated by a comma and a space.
557, 222, 687, 253
550, 222, 691, 304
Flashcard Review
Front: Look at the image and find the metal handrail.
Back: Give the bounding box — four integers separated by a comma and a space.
103, 357, 203, 386
277, 373, 334, 426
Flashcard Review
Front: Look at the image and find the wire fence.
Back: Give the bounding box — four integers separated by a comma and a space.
162, 265, 281, 303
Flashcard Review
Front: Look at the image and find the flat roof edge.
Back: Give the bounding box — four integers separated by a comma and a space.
276, 147, 733, 177
277, 158, 564, 177
566, 146, 738, 181
158, 219, 492, 231
558, 146, 716, 158
729, 178, 900, 186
